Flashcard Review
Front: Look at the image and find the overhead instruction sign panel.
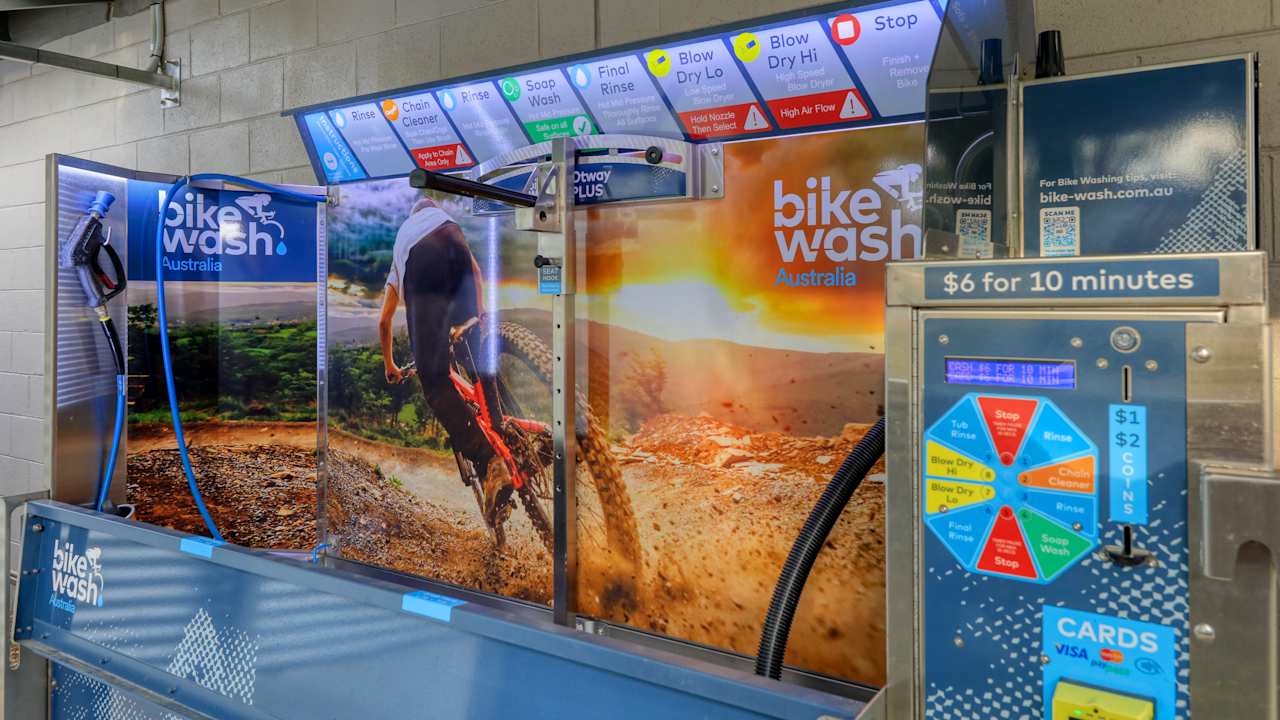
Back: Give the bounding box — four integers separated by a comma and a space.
569, 55, 684, 136
829, 1, 941, 117
381, 91, 474, 171
647, 38, 773, 139
287, 0, 947, 183
735, 20, 870, 129
500, 68, 597, 141
437, 81, 529, 162
329, 104, 416, 177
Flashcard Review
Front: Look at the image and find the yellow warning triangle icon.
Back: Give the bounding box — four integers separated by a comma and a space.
743, 104, 768, 131
455, 145, 471, 165
839, 91, 868, 119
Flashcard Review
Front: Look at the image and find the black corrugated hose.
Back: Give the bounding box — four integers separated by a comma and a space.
754, 416, 886, 680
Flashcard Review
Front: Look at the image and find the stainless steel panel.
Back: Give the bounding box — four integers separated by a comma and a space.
1189, 465, 1280, 720
3, 491, 49, 719
49, 158, 131, 505
886, 260, 1268, 719
1186, 322, 1272, 467
883, 305, 918, 720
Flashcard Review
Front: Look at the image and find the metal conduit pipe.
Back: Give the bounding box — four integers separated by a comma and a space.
142, 1, 164, 73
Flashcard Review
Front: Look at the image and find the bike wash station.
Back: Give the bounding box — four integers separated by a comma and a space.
7, 0, 1280, 718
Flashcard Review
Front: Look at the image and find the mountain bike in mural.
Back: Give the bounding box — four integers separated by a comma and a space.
403, 317, 642, 566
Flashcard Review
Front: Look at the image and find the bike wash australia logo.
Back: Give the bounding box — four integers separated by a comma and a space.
162, 191, 289, 273
772, 163, 922, 287
50, 540, 104, 614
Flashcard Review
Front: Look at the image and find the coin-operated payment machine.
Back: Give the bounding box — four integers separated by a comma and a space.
882, 253, 1279, 720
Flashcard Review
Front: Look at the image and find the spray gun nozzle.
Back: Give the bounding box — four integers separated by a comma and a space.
89, 191, 115, 218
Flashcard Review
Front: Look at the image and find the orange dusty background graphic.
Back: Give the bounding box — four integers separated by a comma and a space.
583, 124, 921, 353
571, 125, 922, 686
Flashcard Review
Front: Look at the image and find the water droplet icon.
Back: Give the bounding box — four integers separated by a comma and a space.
276, 241, 288, 255
574, 67, 588, 87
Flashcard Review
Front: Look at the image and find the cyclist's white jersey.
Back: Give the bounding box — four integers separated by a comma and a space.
385, 206, 454, 295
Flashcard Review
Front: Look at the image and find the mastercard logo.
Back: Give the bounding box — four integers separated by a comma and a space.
381, 100, 399, 121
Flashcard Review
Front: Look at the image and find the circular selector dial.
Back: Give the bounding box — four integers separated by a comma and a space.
922, 393, 1099, 584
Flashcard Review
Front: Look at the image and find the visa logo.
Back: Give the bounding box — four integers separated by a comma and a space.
1054, 643, 1089, 660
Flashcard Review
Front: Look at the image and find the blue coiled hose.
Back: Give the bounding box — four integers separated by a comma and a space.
156, 174, 324, 541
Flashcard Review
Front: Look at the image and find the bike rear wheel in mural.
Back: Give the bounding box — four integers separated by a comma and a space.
486, 321, 643, 569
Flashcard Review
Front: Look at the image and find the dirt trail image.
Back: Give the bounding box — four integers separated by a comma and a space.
127, 421, 552, 601
128, 422, 319, 549
128, 416, 886, 685
331, 413, 887, 685
605, 414, 886, 684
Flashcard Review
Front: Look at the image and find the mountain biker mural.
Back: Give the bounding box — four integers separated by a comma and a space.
324, 175, 642, 611
322, 123, 918, 687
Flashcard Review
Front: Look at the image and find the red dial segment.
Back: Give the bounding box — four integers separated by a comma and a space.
977, 396, 1039, 465
975, 505, 1038, 579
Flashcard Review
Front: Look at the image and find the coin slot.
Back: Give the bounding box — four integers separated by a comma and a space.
1121, 365, 1132, 402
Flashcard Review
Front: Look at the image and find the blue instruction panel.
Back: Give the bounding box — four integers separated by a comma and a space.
921, 316, 1191, 720
1022, 56, 1254, 256
286, 0, 947, 183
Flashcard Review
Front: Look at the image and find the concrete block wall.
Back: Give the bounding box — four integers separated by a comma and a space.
0, 0, 833, 498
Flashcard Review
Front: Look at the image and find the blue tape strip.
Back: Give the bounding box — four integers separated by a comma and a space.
179, 536, 226, 558
401, 590, 466, 622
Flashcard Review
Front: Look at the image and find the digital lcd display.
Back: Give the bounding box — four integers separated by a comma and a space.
945, 358, 1077, 389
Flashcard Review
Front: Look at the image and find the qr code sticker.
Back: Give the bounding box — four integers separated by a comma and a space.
1040, 206, 1080, 256
955, 208, 992, 258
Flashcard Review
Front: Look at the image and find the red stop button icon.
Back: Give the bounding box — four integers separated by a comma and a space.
831, 14, 861, 46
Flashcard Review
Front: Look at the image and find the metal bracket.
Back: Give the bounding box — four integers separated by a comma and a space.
160, 59, 181, 108
473, 134, 725, 217
515, 160, 565, 234
697, 143, 725, 199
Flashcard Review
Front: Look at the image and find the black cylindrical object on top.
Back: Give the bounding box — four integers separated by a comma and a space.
978, 38, 1004, 85
1036, 30, 1067, 78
